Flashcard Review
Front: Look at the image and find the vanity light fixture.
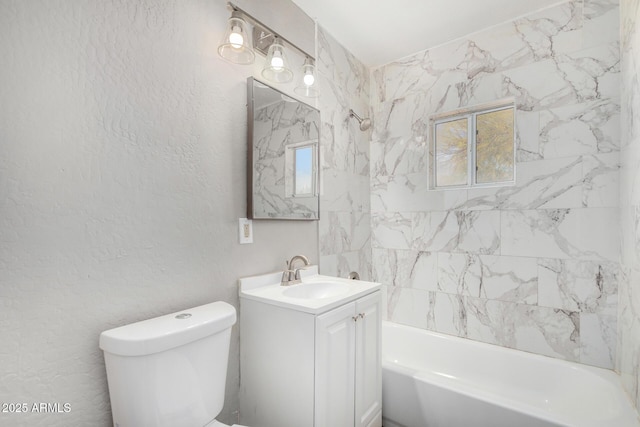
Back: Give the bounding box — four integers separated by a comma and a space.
294, 57, 318, 98
217, 3, 318, 96
218, 10, 255, 65
261, 38, 293, 83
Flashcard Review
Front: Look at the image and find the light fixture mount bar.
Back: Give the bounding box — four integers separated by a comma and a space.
252, 23, 276, 56
227, 2, 315, 61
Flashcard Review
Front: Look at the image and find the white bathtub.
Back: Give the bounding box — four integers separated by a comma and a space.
382, 321, 640, 427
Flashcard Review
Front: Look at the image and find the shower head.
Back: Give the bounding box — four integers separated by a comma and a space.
349, 109, 371, 131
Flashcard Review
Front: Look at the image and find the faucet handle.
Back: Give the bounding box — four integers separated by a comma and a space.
281, 269, 295, 286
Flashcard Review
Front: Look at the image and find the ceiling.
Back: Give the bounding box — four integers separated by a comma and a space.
290, 0, 565, 67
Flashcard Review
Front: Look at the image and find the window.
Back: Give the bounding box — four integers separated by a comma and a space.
294, 145, 314, 197
430, 101, 515, 189
284, 141, 317, 198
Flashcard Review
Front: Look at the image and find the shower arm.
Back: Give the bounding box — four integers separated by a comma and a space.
348, 109, 371, 131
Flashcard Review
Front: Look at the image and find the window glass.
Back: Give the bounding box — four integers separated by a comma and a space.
476, 108, 514, 184
430, 102, 515, 190
294, 146, 313, 196
435, 117, 468, 187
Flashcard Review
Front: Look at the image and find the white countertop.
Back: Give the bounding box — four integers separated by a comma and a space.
238, 266, 381, 314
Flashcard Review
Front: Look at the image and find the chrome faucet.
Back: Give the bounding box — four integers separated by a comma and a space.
281, 254, 311, 286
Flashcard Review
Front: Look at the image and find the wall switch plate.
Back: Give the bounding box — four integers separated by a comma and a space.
239, 218, 253, 244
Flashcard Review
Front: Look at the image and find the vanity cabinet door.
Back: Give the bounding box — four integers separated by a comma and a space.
315, 301, 356, 427
314, 291, 382, 427
354, 292, 382, 427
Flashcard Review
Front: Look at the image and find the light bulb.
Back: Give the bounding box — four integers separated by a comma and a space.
294, 60, 318, 97
271, 53, 284, 70
229, 26, 243, 48
303, 72, 315, 86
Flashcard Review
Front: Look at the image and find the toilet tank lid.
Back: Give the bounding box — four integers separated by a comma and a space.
99, 301, 236, 357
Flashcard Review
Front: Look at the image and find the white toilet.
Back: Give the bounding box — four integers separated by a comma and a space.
99, 301, 248, 427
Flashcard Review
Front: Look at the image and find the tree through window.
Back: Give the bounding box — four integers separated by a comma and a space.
430, 101, 515, 189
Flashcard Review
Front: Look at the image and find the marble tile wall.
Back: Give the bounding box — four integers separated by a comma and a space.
370, 0, 621, 368
619, 0, 640, 411
317, 27, 372, 279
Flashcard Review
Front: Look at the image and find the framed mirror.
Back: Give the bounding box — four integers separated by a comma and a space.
247, 77, 320, 220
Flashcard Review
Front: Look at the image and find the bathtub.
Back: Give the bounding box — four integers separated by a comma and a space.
381, 321, 640, 427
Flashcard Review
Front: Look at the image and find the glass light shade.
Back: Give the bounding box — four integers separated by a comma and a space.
261, 40, 293, 83
218, 13, 255, 65
294, 60, 318, 98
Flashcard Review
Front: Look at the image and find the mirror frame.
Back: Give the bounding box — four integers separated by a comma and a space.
247, 77, 320, 220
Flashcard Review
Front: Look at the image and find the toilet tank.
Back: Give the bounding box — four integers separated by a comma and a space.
99, 302, 236, 427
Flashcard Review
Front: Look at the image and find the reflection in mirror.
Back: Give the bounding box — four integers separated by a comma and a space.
247, 77, 320, 220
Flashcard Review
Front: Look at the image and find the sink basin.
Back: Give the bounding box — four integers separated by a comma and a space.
239, 266, 381, 314
283, 282, 350, 299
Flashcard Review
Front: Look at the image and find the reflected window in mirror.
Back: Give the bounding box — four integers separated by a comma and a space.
285, 142, 316, 198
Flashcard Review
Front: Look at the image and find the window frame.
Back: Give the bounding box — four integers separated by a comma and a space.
429, 99, 516, 190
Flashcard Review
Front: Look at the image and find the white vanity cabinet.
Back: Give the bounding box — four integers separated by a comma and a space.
238, 270, 381, 427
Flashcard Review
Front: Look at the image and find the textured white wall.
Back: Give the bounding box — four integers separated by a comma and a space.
0, 0, 318, 425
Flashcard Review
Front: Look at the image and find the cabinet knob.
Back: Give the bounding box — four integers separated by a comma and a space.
359, 313, 365, 319
352, 316, 359, 322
